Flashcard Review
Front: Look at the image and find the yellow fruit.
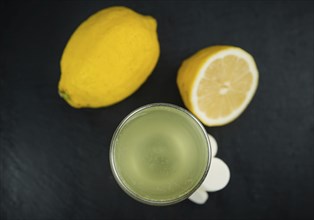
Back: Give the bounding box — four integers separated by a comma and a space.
177, 46, 259, 126
59, 6, 159, 108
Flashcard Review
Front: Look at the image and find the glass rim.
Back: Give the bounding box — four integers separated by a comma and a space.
109, 103, 211, 206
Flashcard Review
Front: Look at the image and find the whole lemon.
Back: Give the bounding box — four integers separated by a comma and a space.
59, 6, 160, 108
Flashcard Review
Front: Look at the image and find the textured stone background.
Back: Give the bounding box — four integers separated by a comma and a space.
1, 1, 313, 220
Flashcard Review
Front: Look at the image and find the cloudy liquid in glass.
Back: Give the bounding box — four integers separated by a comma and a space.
111, 105, 209, 203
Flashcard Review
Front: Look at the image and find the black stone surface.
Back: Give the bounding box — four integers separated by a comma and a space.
1, 1, 313, 220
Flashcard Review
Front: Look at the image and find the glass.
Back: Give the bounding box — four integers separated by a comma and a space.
110, 103, 211, 205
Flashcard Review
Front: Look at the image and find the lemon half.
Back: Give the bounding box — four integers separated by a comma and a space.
177, 46, 259, 126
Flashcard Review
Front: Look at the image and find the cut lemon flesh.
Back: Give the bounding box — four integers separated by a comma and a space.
177, 46, 258, 126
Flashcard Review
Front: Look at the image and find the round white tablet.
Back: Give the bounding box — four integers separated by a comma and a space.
208, 133, 218, 157
202, 157, 230, 192
188, 188, 208, 205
